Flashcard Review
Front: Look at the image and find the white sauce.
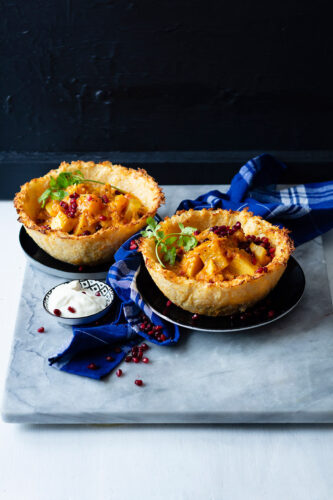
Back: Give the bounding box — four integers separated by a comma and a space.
48, 280, 107, 318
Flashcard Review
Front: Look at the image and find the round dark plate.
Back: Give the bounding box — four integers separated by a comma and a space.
137, 256, 305, 332
19, 227, 112, 279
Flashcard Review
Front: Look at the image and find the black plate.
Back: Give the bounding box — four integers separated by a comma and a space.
19, 227, 112, 279
137, 256, 305, 332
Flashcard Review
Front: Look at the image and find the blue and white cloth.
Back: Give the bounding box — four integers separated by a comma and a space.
49, 153, 333, 379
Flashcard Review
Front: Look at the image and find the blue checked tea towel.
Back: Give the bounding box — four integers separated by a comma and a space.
49, 153, 333, 379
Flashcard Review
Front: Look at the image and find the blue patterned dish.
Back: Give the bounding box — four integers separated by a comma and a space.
43, 279, 115, 326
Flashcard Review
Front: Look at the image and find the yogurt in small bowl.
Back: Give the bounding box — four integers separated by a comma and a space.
43, 279, 114, 325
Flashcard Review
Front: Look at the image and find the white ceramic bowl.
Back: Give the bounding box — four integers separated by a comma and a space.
43, 279, 115, 326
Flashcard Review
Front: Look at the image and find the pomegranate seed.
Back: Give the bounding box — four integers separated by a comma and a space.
53, 308, 61, 316
60, 201, 68, 210
82, 291, 86, 294
166, 300, 172, 307
263, 266, 268, 273
133, 357, 139, 363
102, 195, 109, 203
70, 192, 79, 199
140, 323, 146, 330
267, 310, 275, 318
99, 215, 107, 221
192, 314, 199, 321
95, 223, 102, 231
132, 346, 138, 353
155, 325, 163, 331
251, 256, 257, 265
78, 266, 83, 272
269, 247, 275, 256
114, 347, 121, 353
106, 355, 114, 362
129, 245, 137, 250
135, 379, 143, 386
138, 351, 143, 360
194, 230, 200, 236
125, 355, 132, 362
262, 237, 269, 244
116, 369, 122, 377
88, 363, 98, 370
95, 291, 101, 296
234, 221, 241, 229
82, 230, 90, 236
257, 267, 264, 274
239, 314, 246, 321
68, 306, 76, 313
143, 357, 149, 363
87, 195, 92, 201
147, 330, 154, 336
159, 334, 167, 342
130, 240, 137, 248
141, 343, 148, 350
37, 327, 45, 333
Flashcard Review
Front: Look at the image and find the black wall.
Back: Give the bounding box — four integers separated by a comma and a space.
2, 0, 333, 153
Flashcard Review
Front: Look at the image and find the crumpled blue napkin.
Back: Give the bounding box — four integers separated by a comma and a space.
49, 153, 333, 379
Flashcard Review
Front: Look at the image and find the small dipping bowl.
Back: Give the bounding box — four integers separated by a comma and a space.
43, 279, 115, 326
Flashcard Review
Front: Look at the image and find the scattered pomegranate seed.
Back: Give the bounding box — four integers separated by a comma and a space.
132, 347, 138, 354
141, 343, 148, 350
70, 192, 79, 199
95, 291, 101, 296
269, 247, 275, 256
116, 369, 122, 377
140, 323, 146, 330
102, 195, 109, 203
133, 357, 139, 363
53, 308, 61, 317
143, 357, 149, 363
87, 195, 92, 201
194, 230, 200, 235
82, 291, 86, 294
166, 300, 172, 307
192, 314, 199, 321
130, 240, 138, 248
129, 244, 137, 250
82, 230, 91, 236
78, 266, 83, 272
114, 347, 121, 353
125, 355, 132, 362
257, 267, 264, 274
37, 327, 45, 333
159, 334, 167, 342
99, 215, 107, 221
68, 306, 76, 313
267, 310, 275, 318
88, 363, 98, 370
135, 379, 143, 386
251, 256, 257, 265
147, 330, 154, 336
106, 355, 114, 362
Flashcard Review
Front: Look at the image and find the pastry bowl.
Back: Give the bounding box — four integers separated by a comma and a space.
139, 208, 294, 317
14, 161, 164, 266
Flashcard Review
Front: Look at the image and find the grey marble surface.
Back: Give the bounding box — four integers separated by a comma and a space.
2, 186, 333, 424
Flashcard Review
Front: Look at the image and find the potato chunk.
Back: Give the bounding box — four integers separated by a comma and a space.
197, 240, 230, 270
250, 243, 270, 266
226, 250, 257, 276
196, 259, 223, 281
124, 197, 142, 221
182, 253, 204, 278
50, 211, 76, 233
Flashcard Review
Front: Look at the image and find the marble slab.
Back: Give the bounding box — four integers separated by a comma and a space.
2, 186, 333, 423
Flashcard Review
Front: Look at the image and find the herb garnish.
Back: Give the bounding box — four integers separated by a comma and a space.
38, 170, 125, 208
141, 217, 198, 267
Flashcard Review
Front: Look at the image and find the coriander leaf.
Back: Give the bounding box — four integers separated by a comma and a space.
183, 235, 198, 252
38, 189, 52, 208
164, 236, 177, 246
50, 190, 68, 200
146, 217, 158, 230
178, 223, 184, 231
181, 225, 196, 235
49, 177, 57, 189
164, 246, 177, 266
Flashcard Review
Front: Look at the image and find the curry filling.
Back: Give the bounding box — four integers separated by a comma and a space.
36, 183, 147, 236
165, 222, 275, 282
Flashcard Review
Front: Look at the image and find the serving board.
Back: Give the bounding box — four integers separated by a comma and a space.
2, 186, 333, 424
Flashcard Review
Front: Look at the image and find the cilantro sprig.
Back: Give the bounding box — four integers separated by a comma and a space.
141, 217, 198, 267
38, 170, 125, 208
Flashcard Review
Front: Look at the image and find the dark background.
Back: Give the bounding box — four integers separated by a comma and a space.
1, 0, 333, 195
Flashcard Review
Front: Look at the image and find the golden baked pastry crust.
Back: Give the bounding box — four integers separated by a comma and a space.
14, 161, 164, 265
139, 208, 294, 316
